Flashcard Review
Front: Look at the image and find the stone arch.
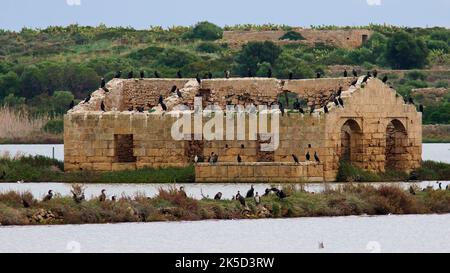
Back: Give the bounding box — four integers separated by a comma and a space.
340, 119, 363, 166
385, 119, 409, 170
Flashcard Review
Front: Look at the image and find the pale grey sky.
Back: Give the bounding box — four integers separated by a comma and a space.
1, 0, 449, 31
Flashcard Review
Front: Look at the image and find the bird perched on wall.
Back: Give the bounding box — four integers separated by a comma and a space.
111, 195, 117, 202
99, 189, 106, 202
246, 185, 255, 198
179, 186, 187, 198
128, 106, 134, 111
194, 155, 199, 163
267, 68, 272, 78
101, 78, 106, 88
344, 69, 348, 77
100, 101, 106, 112
419, 104, 424, 113
309, 105, 315, 115
196, 74, 201, 84
140, 71, 145, 79
154, 70, 160, 78
437, 181, 442, 190
409, 186, 416, 195
212, 153, 219, 163
43, 190, 53, 202
338, 97, 344, 107
237, 154, 242, 163
214, 192, 222, 200
373, 70, 378, 78
314, 152, 320, 162
69, 100, 75, 110
352, 69, 357, 77
176, 88, 183, 98
350, 78, 358, 87
334, 98, 340, 107
169, 86, 176, 94
292, 154, 299, 164
337, 86, 343, 97
254, 192, 261, 205
114, 71, 121, 78
324, 105, 329, 114
247, 68, 253, 77
225, 70, 230, 79
160, 101, 167, 112
158, 95, 164, 105
128, 71, 133, 79
298, 107, 304, 114
362, 75, 369, 84
306, 151, 311, 161
408, 97, 415, 105
382, 75, 388, 83
177, 70, 182, 78
289, 72, 293, 80
208, 72, 213, 79
84, 94, 91, 104
316, 72, 321, 78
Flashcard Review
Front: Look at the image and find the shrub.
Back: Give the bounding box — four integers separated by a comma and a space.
195, 42, 221, 53
184, 21, 223, 41
279, 31, 306, 41
385, 31, 428, 69
43, 119, 64, 134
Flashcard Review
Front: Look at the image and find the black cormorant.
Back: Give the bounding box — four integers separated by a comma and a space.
267, 68, 272, 78
350, 79, 358, 86
176, 89, 183, 98
43, 190, 53, 202
114, 71, 121, 78
196, 74, 201, 84
247, 68, 252, 77
306, 152, 311, 161
208, 72, 213, 79
246, 185, 255, 198
338, 97, 344, 107
352, 69, 357, 77
382, 75, 388, 83
140, 71, 145, 79
314, 151, 320, 162
84, 94, 91, 103
101, 101, 106, 111
99, 189, 106, 202
316, 72, 321, 78
292, 154, 299, 164
237, 154, 242, 163
289, 72, 293, 80
177, 70, 182, 78
344, 69, 348, 77
154, 71, 160, 78
324, 105, 329, 113
69, 100, 75, 110
160, 102, 167, 111
128, 71, 133, 79
101, 78, 106, 88
214, 192, 222, 200
419, 104, 424, 113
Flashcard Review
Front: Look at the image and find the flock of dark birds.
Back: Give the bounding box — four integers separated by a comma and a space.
70, 68, 424, 117
26, 181, 450, 210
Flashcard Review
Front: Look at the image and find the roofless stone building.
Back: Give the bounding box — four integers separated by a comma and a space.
64, 76, 422, 182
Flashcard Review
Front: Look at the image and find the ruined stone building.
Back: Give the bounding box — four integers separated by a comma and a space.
64, 75, 422, 182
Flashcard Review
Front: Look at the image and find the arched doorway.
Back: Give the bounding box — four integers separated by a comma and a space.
385, 119, 408, 170
340, 119, 363, 165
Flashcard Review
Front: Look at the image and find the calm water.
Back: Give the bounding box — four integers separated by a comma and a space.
0, 143, 448, 163
1, 143, 449, 253
1, 214, 449, 253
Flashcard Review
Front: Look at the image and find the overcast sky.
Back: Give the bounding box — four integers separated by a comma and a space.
1, 0, 449, 31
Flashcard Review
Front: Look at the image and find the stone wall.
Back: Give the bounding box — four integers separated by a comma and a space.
222, 29, 373, 49
65, 76, 422, 182
195, 162, 324, 182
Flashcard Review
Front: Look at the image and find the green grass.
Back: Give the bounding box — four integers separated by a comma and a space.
1, 184, 449, 225
336, 160, 450, 182
0, 154, 195, 183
